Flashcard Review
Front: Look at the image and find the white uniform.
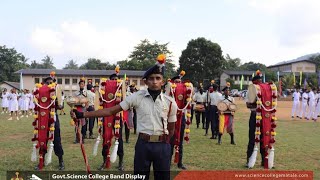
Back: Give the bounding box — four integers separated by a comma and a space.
8, 93, 19, 112
291, 91, 300, 117
1, 92, 9, 108
312, 93, 320, 120
22, 93, 30, 111
299, 92, 309, 118
306, 91, 315, 120
194, 92, 206, 103
29, 93, 35, 109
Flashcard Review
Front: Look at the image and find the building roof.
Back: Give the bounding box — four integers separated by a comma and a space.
15, 69, 145, 77
2, 81, 20, 89
268, 53, 319, 68
223, 70, 262, 76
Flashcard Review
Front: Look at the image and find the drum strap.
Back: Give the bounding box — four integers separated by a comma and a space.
223, 97, 233, 103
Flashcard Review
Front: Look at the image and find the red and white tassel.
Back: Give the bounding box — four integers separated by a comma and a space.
248, 146, 258, 168
110, 140, 119, 163
31, 143, 37, 162
268, 147, 275, 169
93, 135, 101, 156
45, 142, 54, 165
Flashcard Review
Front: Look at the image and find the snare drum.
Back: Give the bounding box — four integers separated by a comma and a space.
228, 103, 237, 111
217, 102, 228, 112
195, 104, 205, 112
66, 96, 88, 107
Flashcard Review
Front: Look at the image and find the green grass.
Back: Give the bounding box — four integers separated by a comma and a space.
0, 102, 319, 179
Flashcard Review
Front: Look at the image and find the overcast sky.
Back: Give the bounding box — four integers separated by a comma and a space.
1, 0, 320, 69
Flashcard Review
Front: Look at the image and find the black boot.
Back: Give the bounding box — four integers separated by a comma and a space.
58, 156, 65, 170
245, 158, 249, 168
217, 134, 222, 145
230, 133, 236, 145
98, 156, 106, 170
118, 156, 124, 171
178, 163, 187, 170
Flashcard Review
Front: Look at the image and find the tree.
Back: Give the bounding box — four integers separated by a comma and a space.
0, 45, 29, 82
30, 60, 43, 69
222, 54, 241, 70
118, 39, 176, 78
239, 61, 267, 71
178, 37, 224, 84
309, 54, 320, 71
41, 55, 56, 69
63, 59, 79, 69
80, 58, 115, 70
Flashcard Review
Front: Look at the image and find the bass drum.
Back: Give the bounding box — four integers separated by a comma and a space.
247, 84, 257, 103
228, 103, 237, 111
195, 104, 205, 112
66, 96, 88, 107
217, 102, 228, 112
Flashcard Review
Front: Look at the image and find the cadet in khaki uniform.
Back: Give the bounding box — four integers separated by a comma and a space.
71, 54, 177, 180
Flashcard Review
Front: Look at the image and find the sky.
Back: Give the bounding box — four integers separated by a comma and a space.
1, 0, 320, 69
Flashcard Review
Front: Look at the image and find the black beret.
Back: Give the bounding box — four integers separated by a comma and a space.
109, 73, 119, 80
222, 86, 230, 91
171, 76, 180, 81
142, 65, 164, 79
43, 76, 53, 83
252, 75, 262, 82
87, 84, 93, 90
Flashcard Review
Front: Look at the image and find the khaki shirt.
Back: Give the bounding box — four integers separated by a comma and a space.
219, 95, 235, 104
74, 89, 95, 106
120, 90, 177, 135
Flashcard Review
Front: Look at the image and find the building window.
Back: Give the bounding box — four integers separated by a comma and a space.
72, 79, 78, 84
57, 78, 62, 84
65, 79, 70, 85
95, 79, 100, 84
35, 78, 40, 84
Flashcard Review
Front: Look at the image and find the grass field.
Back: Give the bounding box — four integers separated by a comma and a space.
0, 100, 319, 179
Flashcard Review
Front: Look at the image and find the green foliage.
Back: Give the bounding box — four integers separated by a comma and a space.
118, 39, 176, 79
282, 74, 295, 89
178, 37, 224, 84
309, 54, 320, 70
29, 55, 56, 69
41, 55, 56, 69
63, 59, 79, 69
265, 70, 277, 82
0, 45, 29, 82
222, 54, 242, 70
307, 73, 318, 89
239, 61, 267, 71
80, 58, 115, 70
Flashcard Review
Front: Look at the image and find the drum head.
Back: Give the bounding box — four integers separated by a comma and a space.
217, 102, 228, 112
195, 104, 205, 112
66, 97, 80, 106
247, 84, 257, 103
229, 103, 237, 111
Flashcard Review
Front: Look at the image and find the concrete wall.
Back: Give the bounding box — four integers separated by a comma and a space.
292, 62, 316, 72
